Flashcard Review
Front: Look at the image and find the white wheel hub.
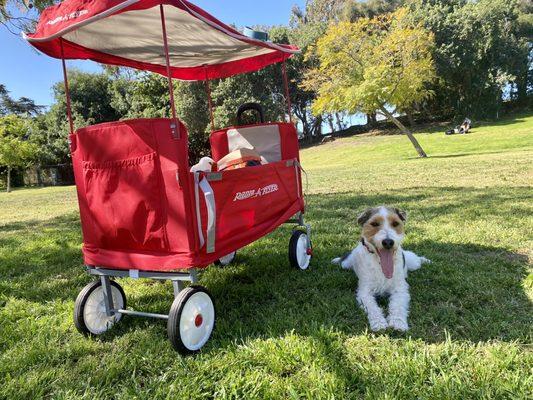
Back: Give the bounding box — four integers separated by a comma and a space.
83, 285, 124, 334
296, 233, 311, 270
218, 251, 236, 266
179, 292, 215, 351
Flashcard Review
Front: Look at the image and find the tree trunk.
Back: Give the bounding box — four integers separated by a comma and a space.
6, 166, 12, 193
366, 112, 377, 127
406, 110, 416, 128
327, 114, 335, 133
380, 106, 427, 158
37, 167, 43, 187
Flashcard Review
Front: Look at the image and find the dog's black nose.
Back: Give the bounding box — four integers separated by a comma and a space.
382, 239, 394, 249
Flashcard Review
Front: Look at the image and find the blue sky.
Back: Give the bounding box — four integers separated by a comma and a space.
0, 0, 305, 107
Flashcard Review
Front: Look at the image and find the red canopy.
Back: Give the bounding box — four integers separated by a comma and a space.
24, 0, 299, 80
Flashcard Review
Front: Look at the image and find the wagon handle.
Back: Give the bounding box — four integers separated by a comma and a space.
237, 103, 265, 125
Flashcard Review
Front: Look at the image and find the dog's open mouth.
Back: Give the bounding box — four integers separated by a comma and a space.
377, 248, 394, 279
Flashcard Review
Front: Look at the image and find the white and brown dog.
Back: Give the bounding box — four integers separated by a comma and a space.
332, 206, 430, 331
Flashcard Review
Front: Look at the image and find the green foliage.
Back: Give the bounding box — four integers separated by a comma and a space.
0, 84, 44, 116
26, 112, 69, 166
0, 0, 54, 33
342, 0, 402, 21
212, 66, 286, 129
305, 8, 436, 117
174, 81, 211, 161
407, 0, 531, 118
0, 115, 37, 168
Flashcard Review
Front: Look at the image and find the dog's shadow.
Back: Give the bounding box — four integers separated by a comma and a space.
190, 238, 531, 349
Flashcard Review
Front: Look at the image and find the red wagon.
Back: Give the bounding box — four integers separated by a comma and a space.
25, 0, 312, 352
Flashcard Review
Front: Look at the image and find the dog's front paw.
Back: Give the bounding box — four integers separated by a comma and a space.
388, 317, 409, 332
369, 317, 388, 331
420, 257, 431, 264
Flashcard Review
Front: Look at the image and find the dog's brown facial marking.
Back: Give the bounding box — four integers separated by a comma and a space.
361, 215, 384, 243
387, 214, 405, 235
357, 207, 380, 226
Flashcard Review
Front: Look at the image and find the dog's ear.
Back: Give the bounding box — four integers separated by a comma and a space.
357, 208, 375, 225
394, 208, 407, 222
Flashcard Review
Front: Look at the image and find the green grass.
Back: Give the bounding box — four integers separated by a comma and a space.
1, 113, 532, 399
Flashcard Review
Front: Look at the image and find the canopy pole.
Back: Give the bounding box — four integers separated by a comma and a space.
59, 39, 74, 135
204, 68, 215, 131
160, 4, 180, 139
282, 60, 292, 123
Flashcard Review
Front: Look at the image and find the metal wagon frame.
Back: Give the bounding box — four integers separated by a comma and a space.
25, 0, 313, 353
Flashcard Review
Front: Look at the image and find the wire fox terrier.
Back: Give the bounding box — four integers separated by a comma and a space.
332, 206, 430, 331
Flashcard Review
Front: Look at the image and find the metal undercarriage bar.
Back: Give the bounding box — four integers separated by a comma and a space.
115, 309, 169, 320
86, 265, 198, 319
87, 266, 198, 282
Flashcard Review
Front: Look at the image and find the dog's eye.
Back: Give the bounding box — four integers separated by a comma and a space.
370, 221, 380, 227
392, 221, 400, 227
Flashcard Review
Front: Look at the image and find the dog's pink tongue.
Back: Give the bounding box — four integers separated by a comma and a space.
378, 249, 394, 279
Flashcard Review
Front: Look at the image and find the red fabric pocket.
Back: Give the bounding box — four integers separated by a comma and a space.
82, 152, 168, 252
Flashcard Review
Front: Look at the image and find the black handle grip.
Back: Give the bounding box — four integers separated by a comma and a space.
237, 103, 265, 125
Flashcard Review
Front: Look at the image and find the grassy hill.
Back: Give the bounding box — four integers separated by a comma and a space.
1, 113, 531, 399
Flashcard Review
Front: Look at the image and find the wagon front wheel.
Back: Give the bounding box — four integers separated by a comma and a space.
167, 286, 215, 354
74, 280, 126, 336
289, 230, 312, 270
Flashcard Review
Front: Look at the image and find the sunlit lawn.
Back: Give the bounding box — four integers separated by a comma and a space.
1, 113, 532, 399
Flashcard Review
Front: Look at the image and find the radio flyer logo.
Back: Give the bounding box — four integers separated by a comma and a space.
233, 184, 278, 201
47, 10, 89, 25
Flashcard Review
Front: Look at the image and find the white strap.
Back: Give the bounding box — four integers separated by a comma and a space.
193, 172, 205, 248
198, 177, 216, 253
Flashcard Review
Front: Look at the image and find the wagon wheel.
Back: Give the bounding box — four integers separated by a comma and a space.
214, 251, 237, 266
74, 280, 126, 335
289, 230, 312, 270
167, 286, 215, 354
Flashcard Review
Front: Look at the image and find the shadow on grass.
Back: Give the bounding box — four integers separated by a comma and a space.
1, 186, 530, 348
199, 186, 531, 346
0, 213, 87, 303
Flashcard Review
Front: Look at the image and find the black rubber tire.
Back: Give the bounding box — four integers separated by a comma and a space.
288, 230, 311, 270
214, 251, 237, 266
167, 285, 215, 354
73, 280, 126, 336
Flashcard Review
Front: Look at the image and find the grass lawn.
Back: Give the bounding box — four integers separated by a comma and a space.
1, 113, 532, 399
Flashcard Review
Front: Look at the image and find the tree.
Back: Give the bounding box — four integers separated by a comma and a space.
0, 0, 54, 33
0, 84, 44, 116
407, 0, 531, 118
303, 8, 435, 157
287, 7, 336, 142
342, 0, 402, 21
42, 69, 120, 165
0, 115, 37, 192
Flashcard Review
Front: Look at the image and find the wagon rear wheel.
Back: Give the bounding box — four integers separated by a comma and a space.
167, 286, 215, 354
289, 230, 312, 270
74, 280, 126, 335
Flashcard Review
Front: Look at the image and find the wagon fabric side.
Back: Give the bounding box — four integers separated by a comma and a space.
70, 118, 304, 271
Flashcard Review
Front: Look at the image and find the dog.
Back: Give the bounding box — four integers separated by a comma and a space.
332, 206, 430, 332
